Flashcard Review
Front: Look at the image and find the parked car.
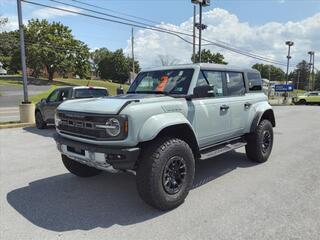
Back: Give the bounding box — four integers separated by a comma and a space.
292, 91, 320, 105
35, 86, 108, 129
53, 63, 275, 210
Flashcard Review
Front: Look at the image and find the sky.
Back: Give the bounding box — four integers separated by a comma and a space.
1, 0, 320, 70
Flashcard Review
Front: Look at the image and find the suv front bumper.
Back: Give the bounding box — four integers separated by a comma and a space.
53, 133, 140, 170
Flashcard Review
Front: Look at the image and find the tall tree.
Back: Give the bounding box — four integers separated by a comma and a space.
191, 49, 227, 64
0, 30, 20, 71
252, 63, 285, 81
25, 19, 90, 80
315, 71, 320, 90
98, 48, 140, 83
289, 60, 310, 90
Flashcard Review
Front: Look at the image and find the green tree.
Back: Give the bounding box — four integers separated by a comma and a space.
315, 71, 320, 90
0, 30, 20, 71
252, 63, 285, 81
191, 49, 227, 64
289, 60, 310, 90
90, 48, 111, 77
98, 48, 140, 83
25, 19, 90, 80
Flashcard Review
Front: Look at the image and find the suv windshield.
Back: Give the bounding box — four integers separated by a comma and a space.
128, 69, 194, 95
74, 88, 108, 98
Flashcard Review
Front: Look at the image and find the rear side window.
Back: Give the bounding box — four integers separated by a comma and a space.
247, 72, 262, 91
226, 72, 245, 96
74, 89, 108, 98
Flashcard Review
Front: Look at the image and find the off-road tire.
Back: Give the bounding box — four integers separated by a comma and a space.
62, 154, 102, 177
35, 111, 47, 129
246, 120, 273, 163
136, 138, 195, 211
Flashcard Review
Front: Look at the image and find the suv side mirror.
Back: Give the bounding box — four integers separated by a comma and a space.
41, 98, 47, 103
193, 85, 214, 98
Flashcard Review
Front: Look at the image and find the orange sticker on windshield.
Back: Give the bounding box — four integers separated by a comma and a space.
156, 76, 169, 92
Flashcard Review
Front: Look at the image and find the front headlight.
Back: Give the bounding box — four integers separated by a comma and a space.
105, 118, 121, 137
54, 112, 61, 126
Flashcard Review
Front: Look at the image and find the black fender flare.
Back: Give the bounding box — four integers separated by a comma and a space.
250, 109, 276, 133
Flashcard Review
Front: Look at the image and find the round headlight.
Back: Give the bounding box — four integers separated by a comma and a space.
105, 118, 121, 137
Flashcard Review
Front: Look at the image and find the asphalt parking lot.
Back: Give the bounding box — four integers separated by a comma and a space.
0, 106, 319, 240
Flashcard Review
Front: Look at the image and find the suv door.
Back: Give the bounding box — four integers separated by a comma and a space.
192, 70, 231, 147
225, 72, 251, 137
43, 89, 64, 122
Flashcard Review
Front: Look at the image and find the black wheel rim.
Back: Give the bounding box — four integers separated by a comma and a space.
162, 156, 187, 195
262, 130, 271, 154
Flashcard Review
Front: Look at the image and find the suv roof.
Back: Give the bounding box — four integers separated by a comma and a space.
141, 63, 259, 74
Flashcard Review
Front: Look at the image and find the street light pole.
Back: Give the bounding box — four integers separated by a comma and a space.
285, 41, 294, 102
192, 5, 196, 63
198, 3, 203, 63
312, 52, 315, 90
17, 0, 28, 103
308, 51, 313, 91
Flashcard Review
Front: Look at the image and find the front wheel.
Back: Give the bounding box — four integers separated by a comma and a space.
246, 120, 273, 163
35, 111, 47, 129
136, 138, 195, 211
62, 155, 102, 177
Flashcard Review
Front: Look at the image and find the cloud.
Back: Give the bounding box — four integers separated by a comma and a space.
0, 15, 18, 32
125, 8, 320, 70
31, 5, 82, 19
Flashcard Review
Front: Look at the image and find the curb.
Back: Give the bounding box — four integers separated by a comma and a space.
0, 122, 35, 129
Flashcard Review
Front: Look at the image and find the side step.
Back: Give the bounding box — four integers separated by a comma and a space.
199, 139, 247, 160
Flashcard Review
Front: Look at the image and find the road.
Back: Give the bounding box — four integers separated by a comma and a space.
0, 84, 50, 122
0, 106, 319, 240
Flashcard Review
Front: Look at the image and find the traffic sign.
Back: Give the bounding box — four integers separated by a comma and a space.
274, 84, 294, 92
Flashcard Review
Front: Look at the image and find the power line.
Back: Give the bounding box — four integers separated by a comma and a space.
72, 0, 283, 64
22, 0, 287, 66
72, 0, 160, 25
54, 0, 286, 65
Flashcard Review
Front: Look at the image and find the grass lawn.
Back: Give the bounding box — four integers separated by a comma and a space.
0, 79, 23, 87
29, 85, 58, 103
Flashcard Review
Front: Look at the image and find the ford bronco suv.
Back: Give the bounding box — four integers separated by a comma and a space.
53, 63, 275, 210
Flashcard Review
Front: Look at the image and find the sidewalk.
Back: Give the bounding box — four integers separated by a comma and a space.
0, 107, 20, 122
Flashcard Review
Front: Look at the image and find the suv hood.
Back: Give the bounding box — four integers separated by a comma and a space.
57, 94, 176, 114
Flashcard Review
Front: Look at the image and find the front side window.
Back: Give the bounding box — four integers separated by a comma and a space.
129, 69, 194, 95
47, 89, 60, 102
196, 70, 224, 97
226, 72, 246, 96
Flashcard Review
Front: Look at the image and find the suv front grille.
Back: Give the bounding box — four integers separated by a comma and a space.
57, 111, 117, 140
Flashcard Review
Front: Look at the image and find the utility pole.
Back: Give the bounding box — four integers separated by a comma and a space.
131, 27, 135, 74
17, 0, 28, 103
296, 70, 300, 90
198, 3, 203, 63
308, 51, 314, 91
192, 0, 210, 63
192, 5, 196, 63
284, 41, 294, 103
312, 52, 315, 90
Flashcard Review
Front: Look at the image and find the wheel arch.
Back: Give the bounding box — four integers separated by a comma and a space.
250, 109, 276, 132
138, 113, 200, 158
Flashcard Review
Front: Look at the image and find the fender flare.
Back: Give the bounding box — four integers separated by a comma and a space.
138, 112, 197, 143
250, 109, 276, 132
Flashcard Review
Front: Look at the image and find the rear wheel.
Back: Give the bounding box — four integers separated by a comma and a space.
62, 154, 102, 177
298, 99, 307, 105
35, 111, 47, 129
246, 120, 273, 163
136, 138, 195, 211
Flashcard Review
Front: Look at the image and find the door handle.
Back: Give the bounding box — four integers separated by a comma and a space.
220, 105, 230, 111
244, 102, 252, 109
